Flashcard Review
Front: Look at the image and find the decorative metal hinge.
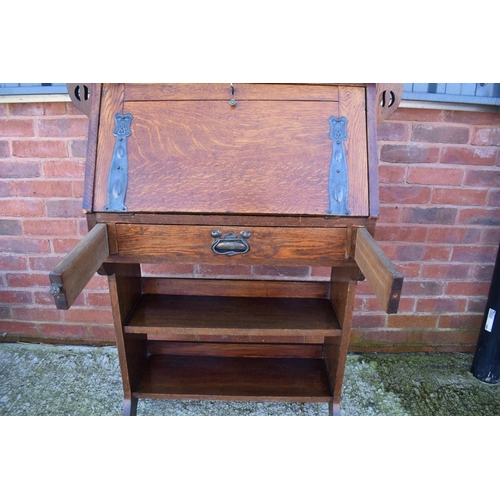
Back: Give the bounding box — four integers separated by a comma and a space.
104, 113, 133, 212
327, 116, 350, 216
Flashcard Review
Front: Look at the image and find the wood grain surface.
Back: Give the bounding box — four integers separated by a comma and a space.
93, 84, 124, 212
354, 227, 403, 313
376, 83, 404, 126
107, 264, 144, 414
49, 223, 109, 309
124, 83, 340, 101
92, 84, 369, 216
96, 212, 372, 228
124, 294, 341, 337
82, 83, 102, 212
338, 86, 369, 216
132, 354, 333, 402
147, 341, 324, 358
120, 99, 339, 214
115, 224, 347, 266
366, 84, 380, 217
141, 277, 330, 298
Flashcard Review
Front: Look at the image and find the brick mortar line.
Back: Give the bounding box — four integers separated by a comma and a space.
386, 114, 500, 125
1, 317, 111, 326
379, 202, 500, 210
353, 310, 482, 316
0, 197, 86, 201
8, 137, 86, 141
379, 182, 492, 188
379, 139, 498, 148
378, 162, 480, 168
376, 236, 498, 242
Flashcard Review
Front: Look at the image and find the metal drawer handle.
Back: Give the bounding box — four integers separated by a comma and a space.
211, 230, 251, 256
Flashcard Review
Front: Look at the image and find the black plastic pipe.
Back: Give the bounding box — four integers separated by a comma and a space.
471, 239, 500, 384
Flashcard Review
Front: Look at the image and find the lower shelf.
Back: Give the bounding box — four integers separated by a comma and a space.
132, 354, 333, 403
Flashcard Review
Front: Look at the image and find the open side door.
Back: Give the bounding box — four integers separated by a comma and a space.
49, 223, 109, 310
354, 227, 403, 314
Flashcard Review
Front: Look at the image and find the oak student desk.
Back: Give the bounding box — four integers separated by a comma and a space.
50, 83, 403, 415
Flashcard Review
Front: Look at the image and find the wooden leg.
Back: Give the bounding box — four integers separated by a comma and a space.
123, 397, 138, 416
327, 268, 358, 416
329, 400, 340, 416
108, 264, 145, 418
332, 396, 340, 417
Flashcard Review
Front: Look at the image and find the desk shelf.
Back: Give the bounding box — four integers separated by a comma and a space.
117, 289, 341, 412
132, 354, 333, 403
124, 294, 341, 339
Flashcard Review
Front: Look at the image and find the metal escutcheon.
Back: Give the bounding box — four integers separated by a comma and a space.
211, 230, 251, 256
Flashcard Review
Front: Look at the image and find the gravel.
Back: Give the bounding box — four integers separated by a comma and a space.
1, 342, 499, 416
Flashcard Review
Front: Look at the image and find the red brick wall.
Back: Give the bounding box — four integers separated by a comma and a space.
1, 100, 499, 351
353, 107, 500, 352
0, 101, 113, 343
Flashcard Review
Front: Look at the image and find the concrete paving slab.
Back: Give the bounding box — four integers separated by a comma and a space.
1, 342, 499, 416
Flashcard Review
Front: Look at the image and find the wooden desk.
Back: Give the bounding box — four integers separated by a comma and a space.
50, 83, 403, 415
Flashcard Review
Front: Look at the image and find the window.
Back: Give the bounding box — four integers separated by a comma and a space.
403, 83, 500, 106
0, 83, 67, 95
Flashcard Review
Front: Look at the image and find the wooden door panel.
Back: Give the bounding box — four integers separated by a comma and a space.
93, 85, 369, 216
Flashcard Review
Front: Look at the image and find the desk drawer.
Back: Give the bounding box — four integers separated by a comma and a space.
115, 224, 347, 266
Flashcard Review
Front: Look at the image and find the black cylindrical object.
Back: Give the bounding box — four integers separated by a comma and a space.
471, 239, 500, 384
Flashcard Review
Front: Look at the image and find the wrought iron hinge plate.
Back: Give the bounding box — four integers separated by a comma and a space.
327, 116, 350, 216
104, 113, 133, 212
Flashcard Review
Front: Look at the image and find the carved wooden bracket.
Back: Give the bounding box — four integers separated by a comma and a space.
376, 83, 404, 126
66, 83, 92, 116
